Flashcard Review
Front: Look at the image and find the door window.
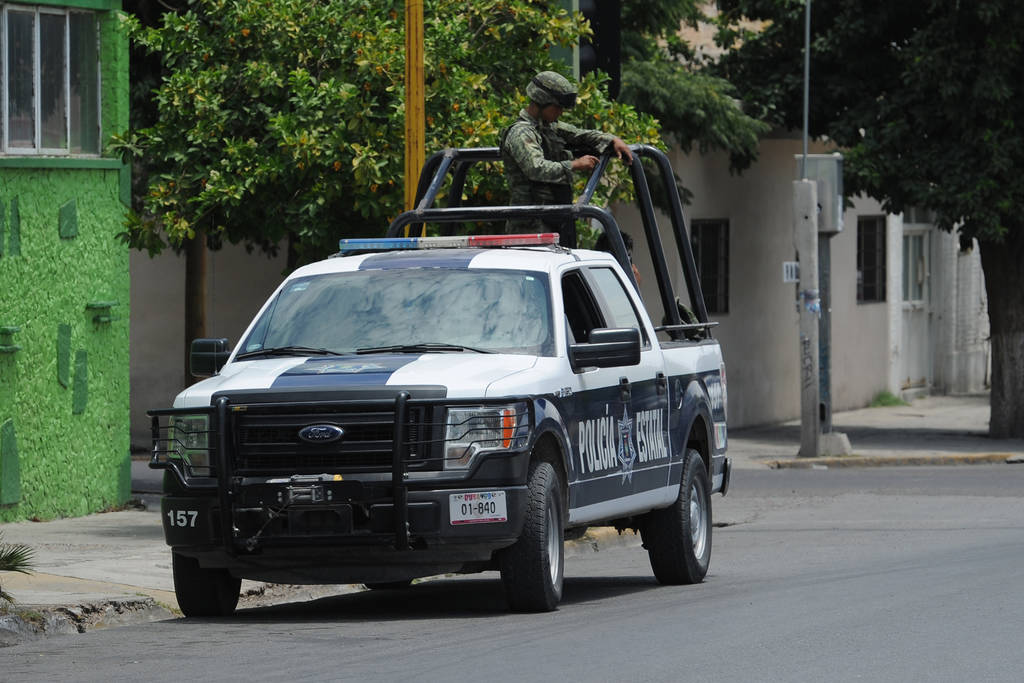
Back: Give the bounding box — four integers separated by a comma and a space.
561, 270, 605, 344
588, 267, 649, 348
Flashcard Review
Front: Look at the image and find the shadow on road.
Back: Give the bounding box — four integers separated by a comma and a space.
733, 423, 991, 449
170, 574, 665, 623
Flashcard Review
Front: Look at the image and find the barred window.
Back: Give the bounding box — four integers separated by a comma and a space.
857, 216, 886, 303
2, 4, 100, 154
691, 219, 729, 314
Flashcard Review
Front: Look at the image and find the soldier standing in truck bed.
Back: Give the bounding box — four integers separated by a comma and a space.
500, 71, 633, 248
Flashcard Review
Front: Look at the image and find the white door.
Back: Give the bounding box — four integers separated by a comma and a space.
899, 229, 931, 393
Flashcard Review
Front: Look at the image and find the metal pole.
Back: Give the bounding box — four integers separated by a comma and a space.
404, 0, 425, 213
794, 0, 820, 457
818, 235, 832, 433
800, 0, 810, 180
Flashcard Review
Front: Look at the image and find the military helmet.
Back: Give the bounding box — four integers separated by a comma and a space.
527, 71, 577, 108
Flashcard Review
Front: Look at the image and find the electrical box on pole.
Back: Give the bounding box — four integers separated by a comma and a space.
794, 153, 844, 234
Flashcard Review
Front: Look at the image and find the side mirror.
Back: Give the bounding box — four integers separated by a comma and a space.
190, 338, 231, 378
569, 327, 641, 371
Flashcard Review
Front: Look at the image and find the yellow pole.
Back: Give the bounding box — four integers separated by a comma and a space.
404, 0, 425, 215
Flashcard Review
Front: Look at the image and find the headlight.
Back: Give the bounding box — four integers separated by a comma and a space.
168, 414, 211, 475
444, 404, 529, 470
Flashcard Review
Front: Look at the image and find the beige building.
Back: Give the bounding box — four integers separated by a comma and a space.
622, 136, 989, 429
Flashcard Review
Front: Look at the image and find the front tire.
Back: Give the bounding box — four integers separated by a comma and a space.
172, 552, 241, 617
499, 460, 564, 612
641, 448, 712, 584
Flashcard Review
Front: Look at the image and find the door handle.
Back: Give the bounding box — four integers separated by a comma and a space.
619, 376, 631, 403
656, 372, 668, 396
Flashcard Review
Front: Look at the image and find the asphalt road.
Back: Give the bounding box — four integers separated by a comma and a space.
4, 465, 1023, 682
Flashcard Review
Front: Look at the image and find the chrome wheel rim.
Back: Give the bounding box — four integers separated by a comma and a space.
545, 499, 561, 587
690, 482, 708, 559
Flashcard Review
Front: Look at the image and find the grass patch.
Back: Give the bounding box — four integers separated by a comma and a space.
869, 390, 909, 407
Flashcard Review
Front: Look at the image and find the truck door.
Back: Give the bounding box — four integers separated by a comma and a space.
561, 266, 671, 523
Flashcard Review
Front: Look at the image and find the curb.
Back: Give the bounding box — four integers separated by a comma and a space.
1, 597, 174, 646
764, 452, 1020, 469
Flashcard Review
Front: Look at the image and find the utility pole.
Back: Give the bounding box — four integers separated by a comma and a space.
815, 169, 852, 457
404, 0, 425, 213
794, 0, 851, 457
795, 0, 820, 458
819, 232, 833, 432
794, 180, 821, 458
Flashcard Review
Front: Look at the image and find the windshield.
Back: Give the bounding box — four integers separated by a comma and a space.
239, 268, 555, 357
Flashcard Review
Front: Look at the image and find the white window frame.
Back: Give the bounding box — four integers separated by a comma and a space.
902, 231, 928, 306
1, 3, 101, 156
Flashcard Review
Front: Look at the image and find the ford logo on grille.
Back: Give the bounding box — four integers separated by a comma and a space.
298, 424, 345, 444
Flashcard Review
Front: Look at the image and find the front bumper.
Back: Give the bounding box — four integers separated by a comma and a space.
162, 484, 528, 549
161, 483, 527, 582
152, 392, 536, 581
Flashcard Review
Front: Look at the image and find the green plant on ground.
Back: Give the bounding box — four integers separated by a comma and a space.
0, 531, 34, 604
869, 391, 909, 408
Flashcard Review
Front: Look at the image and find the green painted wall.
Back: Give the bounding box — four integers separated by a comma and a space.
0, 7, 130, 521
0, 169, 130, 521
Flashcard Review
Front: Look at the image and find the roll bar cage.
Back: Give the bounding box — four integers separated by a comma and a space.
385, 145, 713, 338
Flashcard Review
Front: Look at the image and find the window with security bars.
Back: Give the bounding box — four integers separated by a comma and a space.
857, 215, 887, 303
2, 5, 100, 154
690, 219, 729, 314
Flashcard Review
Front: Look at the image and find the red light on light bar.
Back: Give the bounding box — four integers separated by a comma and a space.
467, 233, 560, 248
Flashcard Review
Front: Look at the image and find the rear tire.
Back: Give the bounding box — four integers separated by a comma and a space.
641, 448, 712, 584
172, 552, 241, 617
499, 460, 564, 612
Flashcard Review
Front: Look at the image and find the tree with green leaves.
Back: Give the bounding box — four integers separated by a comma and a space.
713, 0, 1024, 437
618, 0, 769, 174
116, 0, 663, 377
117, 0, 663, 258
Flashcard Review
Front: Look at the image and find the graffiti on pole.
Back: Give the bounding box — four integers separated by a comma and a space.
800, 334, 814, 389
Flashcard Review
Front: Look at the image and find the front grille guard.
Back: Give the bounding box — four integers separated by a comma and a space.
149, 393, 533, 551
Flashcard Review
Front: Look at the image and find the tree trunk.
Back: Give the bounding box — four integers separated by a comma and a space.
978, 227, 1024, 438
183, 230, 207, 386
286, 231, 300, 273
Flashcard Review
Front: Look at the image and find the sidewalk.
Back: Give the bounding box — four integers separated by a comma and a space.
729, 393, 1024, 469
2, 393, 1022, 644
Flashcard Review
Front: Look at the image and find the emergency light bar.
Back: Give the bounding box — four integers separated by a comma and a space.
338, 233, 559, 253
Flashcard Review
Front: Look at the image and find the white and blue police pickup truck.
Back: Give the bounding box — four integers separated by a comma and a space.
150, 146, 730, 615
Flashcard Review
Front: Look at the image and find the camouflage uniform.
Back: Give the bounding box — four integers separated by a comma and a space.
500, 72, 615, 247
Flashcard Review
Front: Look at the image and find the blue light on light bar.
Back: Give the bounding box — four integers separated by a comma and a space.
338, 237, 421, 252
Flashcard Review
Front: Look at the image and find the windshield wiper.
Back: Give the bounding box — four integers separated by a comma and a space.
235, 345, 343, 360
355, 342, 494, 355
